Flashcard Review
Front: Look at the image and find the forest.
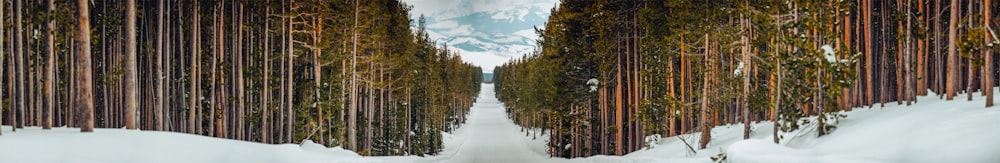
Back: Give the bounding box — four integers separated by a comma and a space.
0, 0, 484, 156
493, 0, 998, 158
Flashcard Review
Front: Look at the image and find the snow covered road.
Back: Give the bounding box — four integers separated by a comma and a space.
438, 84, 551, 163
375, 83, 568, 163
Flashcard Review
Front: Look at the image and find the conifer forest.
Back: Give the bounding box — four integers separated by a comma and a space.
494, 0, 998, 158
0, 0, 998, 162
0, 0, 482, 156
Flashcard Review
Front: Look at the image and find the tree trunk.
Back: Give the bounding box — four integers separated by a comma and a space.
125, 0, 139, 129
210, 1, 219, 137
262, 0, 271, 143
864, 0, 874, 107
742, 13, 751, 140
15, 0, 24, 130
76, 0, 94, 133
1, 0, 5, 135
312, 17, 323, 145
44, 0, 55, 130
236, 1, 246, 141
348, 0, 359, 151
699, 35, 711, 149
155, 0, 165, 131
285, 2, 295, 143
947, 0, 959, 100
189, 0, 200, 135
774, 53, 782, 144
984, 0, 993, 107
614, 38, 623, 155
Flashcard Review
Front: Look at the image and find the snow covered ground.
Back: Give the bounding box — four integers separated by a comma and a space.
0, 126, 375, 163
2, 85, 999, 163
628, 89, 1000, 163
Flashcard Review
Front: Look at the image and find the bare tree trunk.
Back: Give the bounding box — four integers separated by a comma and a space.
741, 11, 751, 140
946, 0, 959, 100
189, 1, 200, 135
1, 0, 5, 135
773, 55, 782, 144
285, 2, 295, 143
348, 0, 359, 151
984, 0, 993, 107
124, 0, 138, 130
76, 0, 94, 133
614, 39, 623, 155
236, 1, 246, 141
864, 0, 874, 106
155, 0, 165, 131
15, 0, 24, 130
44, 0, 55, 130
262, 0, 271, 143
210, 1, 219, 137
699, 35, 712, 149
312, 17, 323, 145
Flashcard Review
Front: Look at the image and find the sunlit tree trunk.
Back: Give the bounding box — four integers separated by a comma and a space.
946, 0, 959, 100
15, 0, 24, 130
76, 0, 95, 133
348, 0, 359, 151
155, 0, 165, 131
984, 0, 993, 107
1, 0, 5, 135
189, 1, 200, 135
262, 0, 271, 143
125, 0, 139, 129
699, 35, 711, 149
44, 0, 55, 130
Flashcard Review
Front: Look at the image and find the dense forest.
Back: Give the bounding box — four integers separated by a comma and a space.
0, 0, 484, 156
494, 0, 998, 158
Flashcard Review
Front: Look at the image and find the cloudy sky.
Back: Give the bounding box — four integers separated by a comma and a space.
400, 0, 560, 73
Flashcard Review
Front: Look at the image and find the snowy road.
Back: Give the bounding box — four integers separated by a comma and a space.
438, 84, 551, 163
376, 84, 560, 163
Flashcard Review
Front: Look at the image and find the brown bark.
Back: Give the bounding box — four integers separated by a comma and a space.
947, 0, 959, 100
189, 0, 200, 135
1, 0, 5, 135
236, 1, 246, 141
285, 1, 295, 143
76, 0, 94, 132
699, 35, 711, 149
125, 0, 139, 129
44, 0, 55, 130
155, 0, 165, 131
615, 39, 624, 155
210, 0, 219, 137
918, 0, 928, 96
347, 0, 359, 151
742, 10, 751, 140
985, 0, 993, 107
15, 0, 24, 130
865, 0, 874, 107
262, 0, 271, 143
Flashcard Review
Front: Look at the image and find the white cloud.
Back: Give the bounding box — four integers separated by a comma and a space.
438, 24, 475, 36
402, 0, 560, 72
453, 49, 511, 73
513, 29, 538, 41
403, 0, 558, 20
427, 20, 460, 29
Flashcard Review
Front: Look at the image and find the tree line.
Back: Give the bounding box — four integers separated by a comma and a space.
494, 0, 997, 158
0, 0, 483, 156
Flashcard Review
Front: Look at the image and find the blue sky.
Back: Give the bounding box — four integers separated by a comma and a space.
401, 0, 560, 72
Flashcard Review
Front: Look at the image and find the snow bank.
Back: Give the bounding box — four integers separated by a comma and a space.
722, 90, 1000, 163
0, 127, 376, 163
727, 139, 811, 163
3, 86, 998, 163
